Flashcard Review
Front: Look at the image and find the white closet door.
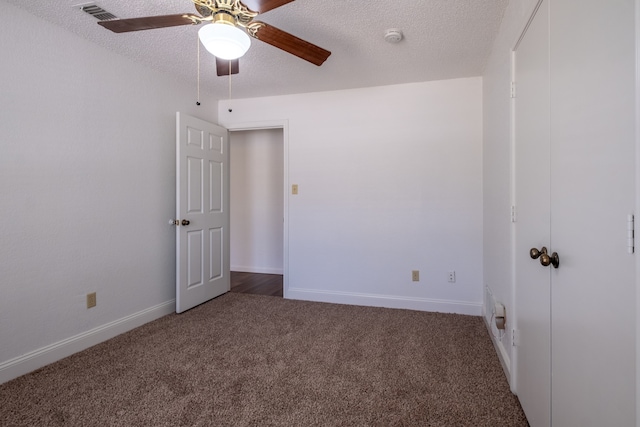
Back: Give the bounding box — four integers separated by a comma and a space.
514, 1, 636, 426
549, 0, 636, 425
513, 1, 551, 425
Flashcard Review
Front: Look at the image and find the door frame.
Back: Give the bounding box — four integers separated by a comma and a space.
226, 120, 289, 298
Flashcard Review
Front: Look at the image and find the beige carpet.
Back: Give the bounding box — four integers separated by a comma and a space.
0, 293, 528, 426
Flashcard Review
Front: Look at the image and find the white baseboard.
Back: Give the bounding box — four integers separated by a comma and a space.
286, 288, 482, 316
0, 300, 175, 385
483, 315, 512, 384
231, 266, 283, 275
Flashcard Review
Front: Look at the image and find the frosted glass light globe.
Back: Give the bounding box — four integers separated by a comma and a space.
198, 23, 251, 60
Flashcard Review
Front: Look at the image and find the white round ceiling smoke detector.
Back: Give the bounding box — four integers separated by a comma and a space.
384, 29, 403, 43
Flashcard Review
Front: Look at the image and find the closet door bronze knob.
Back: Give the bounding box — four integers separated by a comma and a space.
541, 251, 560, 269
530, 247, 547, 259
181, 219, 190, 226
540, 252, 551, 266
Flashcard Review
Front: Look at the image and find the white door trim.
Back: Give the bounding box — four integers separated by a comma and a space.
226, 120, 289, 298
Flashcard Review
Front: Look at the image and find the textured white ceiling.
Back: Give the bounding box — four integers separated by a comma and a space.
5, 0, 508, 100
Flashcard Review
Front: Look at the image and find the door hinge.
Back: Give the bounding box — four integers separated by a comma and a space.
627, 214, 634, 254
512, 329, 520, 347
510, 81, 517, 98
511, 205, 517, 223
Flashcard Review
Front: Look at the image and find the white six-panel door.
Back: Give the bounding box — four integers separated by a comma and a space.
176, 112, 230, 313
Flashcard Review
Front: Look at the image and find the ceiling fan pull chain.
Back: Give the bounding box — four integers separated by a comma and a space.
228, 62, 233, 101
196, 35, 201, 106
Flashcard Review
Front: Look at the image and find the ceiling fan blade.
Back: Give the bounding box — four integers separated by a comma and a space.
97, 14, 200, 33
216, 58, 240, 76
241, 0, 295, 14
250, 22, 331, 66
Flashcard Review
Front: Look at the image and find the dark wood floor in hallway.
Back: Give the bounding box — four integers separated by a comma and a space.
230, 271, 283, 297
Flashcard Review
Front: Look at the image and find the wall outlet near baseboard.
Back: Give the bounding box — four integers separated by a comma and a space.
448, 271, 456, 283
412, 270, 420, 282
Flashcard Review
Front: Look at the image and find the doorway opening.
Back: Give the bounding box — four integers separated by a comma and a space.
229, 127, 285, 297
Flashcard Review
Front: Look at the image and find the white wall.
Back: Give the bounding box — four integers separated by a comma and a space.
230, 129, 284, 274
482, 0, 539, 380
219, 78, 484, 314
0, 2, 217, 383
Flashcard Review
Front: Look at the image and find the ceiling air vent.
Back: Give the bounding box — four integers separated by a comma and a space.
74, 3, 117, 21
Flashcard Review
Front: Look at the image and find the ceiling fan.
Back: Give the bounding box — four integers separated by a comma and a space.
97, 0, 331, 76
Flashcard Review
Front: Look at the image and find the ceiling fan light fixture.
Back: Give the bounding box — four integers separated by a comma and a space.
198, 21, 251, 60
